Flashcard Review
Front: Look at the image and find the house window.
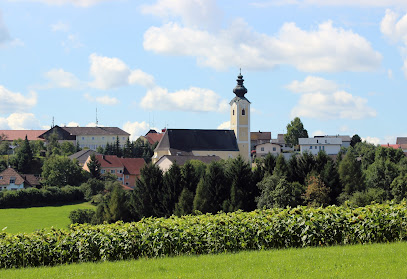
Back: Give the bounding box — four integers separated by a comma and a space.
118, 177, 123, 181
242, 109, 245, 115
273, 147, 276, 151
325, 140, 327, 143
125, 175, 129, 179
92, 137, 95, 140
310, 146, 312, 149
261, 147, 264, 151
125, 182, 129, 186
322, 146, 325, 150
82, 137, 85, 140
112, 137, 115, 140
0, 176, 2, 179
10, 177, 16, 184
315, 146, 317, 149
319, 146, 321, 150
122, 137, 125, 140
119, 170, 123, 174
102, 137, 104, 140
317, 140, 319, 143
111, 170, 115, 174
101, 170, 105, 174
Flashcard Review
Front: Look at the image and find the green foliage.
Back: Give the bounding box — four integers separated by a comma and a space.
303, 175, 330, 207
87, 153, 101, 180
284, 117, 308, 147
162, 163, 183, 216
80, 178, 105, 201
338, 147, 365, 195
365, 158, 398, 198
0, 186, 84, 208
350, 134, 362, 147
193, 161, 229, 213
391, 173, 407, 202
69, 209, 96, 224
347, 188, 387, 207
13, 135, 33, 173
273, 154, 288, 177
41, 156, 87, 187
174, 188, 194, 216
2, 202, 407, 269
256, 174, 303, 208
261, 153, 276, 176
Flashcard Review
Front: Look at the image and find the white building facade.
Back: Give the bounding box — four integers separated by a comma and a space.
299, 137, 342, 155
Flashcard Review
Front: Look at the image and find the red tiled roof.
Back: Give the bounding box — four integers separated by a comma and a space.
0, 130, 46, 141
120, 158, 146, 176
380, 144, 401, 149
251, 132, 271, 141
146, 133, 163, 145
0, 168, 25, 185
95, 155, 124, 168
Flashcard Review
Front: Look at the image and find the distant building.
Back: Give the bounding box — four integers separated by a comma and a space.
0, 130, 46, 142
39, 126, 130, 150
139, 129, 164, 146
68, 149, 101, 166
316, 135, 351, 148
250, 131, 271, 150
255, 143, 282, 158
0, 168, 40, 191
156, 155, 221, 172
83, 155, 146, 188
396, 137, 407, 145
152, 129, 240, 163
271, 134, 294, 153
299, 137, 342, 155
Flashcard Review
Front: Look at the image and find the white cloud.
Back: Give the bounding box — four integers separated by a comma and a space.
251, 0, 407, 8
140, 86, 228, 112
123, 121, 150, 141
339, 125, 349, 132
387, 69, 393, 79
51, 21, 70, 32
61, 34, 83, 51
311, 130, 325, 137
84, 93, 119, 105
285, 76, 339, 94
381, 9, 407, 78
44, 68, 82, 89
88, 54, 155, 90
0, 113, 41, 130
0, 11, 11, 45
363, 136, 381, 145
7, 0, 109, 7
0, 85, 37, 114
128, 69, 155, 88
217, 121, 230, 130
288, 77, 376, 120
66, 121, 79, 127
141, 0, 222, 30
143, 20, 381, 72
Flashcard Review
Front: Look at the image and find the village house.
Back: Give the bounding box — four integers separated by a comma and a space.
299, 137, 342, 155
155, 155, 221, 172
0, 167, 40, 191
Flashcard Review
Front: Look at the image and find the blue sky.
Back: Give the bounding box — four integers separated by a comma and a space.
0, 0, 406, 144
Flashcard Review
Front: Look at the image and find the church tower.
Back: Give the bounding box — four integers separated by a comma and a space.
230, 71, 251, 163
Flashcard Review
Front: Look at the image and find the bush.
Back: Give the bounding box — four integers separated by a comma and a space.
69, 209, 96, 224
1, 201, 406, 269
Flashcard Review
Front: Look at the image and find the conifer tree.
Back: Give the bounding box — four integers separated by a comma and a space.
273, 154, 288, 177
226, 156, 253, 211
14, 135, 33, 173
162, 163, 183, 216
338, 147, 365, 195
87, 153, 101, 179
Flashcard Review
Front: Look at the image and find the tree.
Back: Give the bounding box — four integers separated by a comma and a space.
350, 134, 362, 147
130, 163, 164, 219
365, 158, 398, 198
391, 173, 407, 202
303, 175, 330, 207
261, 153, 276, 176
226, 156, 254, 211
123, 138, 132, 158
193, 161, 229, 213
13, 135, 33, 173
87, 153, 101, 180
273, 154, 288, 177
41, 156, 87, 186
338, 147, 365, 195
162, 163, 183, 216
284, 117, 308, 147
174, 188, 194, 216
45, 132, 61, 157
60, 142, 76, 156
114, 136, 122, 157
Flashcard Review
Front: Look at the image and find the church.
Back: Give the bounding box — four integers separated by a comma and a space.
152, 72, 251, 163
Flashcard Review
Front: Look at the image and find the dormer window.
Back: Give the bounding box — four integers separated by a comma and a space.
10, 177, 16, 184
242, 109, 245, 115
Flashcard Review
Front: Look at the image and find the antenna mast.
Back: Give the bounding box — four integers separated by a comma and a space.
96, 107, 98, 127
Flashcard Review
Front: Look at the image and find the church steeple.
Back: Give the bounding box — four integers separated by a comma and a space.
230, 70, 251, 163
233, 69, 247, 98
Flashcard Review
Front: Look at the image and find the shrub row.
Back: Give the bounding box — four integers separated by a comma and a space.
1, 202, 407, 268
0, 186, 84, 208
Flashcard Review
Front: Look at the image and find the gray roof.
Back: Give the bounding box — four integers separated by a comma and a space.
62, 127, 130, 136
320, 135, 351, 142
397, 137, 407, 145
156, 155, 221, 166
68, 149, 101, 165
155, 129, 239, 153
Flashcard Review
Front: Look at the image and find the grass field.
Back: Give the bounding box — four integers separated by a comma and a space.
1, 241, 406, 278
0, 202, 95, 234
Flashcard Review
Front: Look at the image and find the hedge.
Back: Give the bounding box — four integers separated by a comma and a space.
0, 186, 84, 208
1, 201, 407, 269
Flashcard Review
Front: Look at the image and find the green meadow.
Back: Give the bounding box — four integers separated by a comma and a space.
0, 202, 95, 234
1, 241, 406, 278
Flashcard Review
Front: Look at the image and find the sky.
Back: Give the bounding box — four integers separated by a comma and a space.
0, 0, 407, 144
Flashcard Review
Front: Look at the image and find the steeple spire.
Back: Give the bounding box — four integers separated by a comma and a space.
233, 70, 247, 98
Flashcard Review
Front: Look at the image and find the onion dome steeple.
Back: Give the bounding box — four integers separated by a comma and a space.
233, 69, 247, 98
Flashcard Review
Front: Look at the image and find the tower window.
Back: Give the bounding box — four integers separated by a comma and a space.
242, 109, 245, 115
233, 110, 235, 115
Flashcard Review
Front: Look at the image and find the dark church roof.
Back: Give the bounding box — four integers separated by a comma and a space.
155, 129, 239, 153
